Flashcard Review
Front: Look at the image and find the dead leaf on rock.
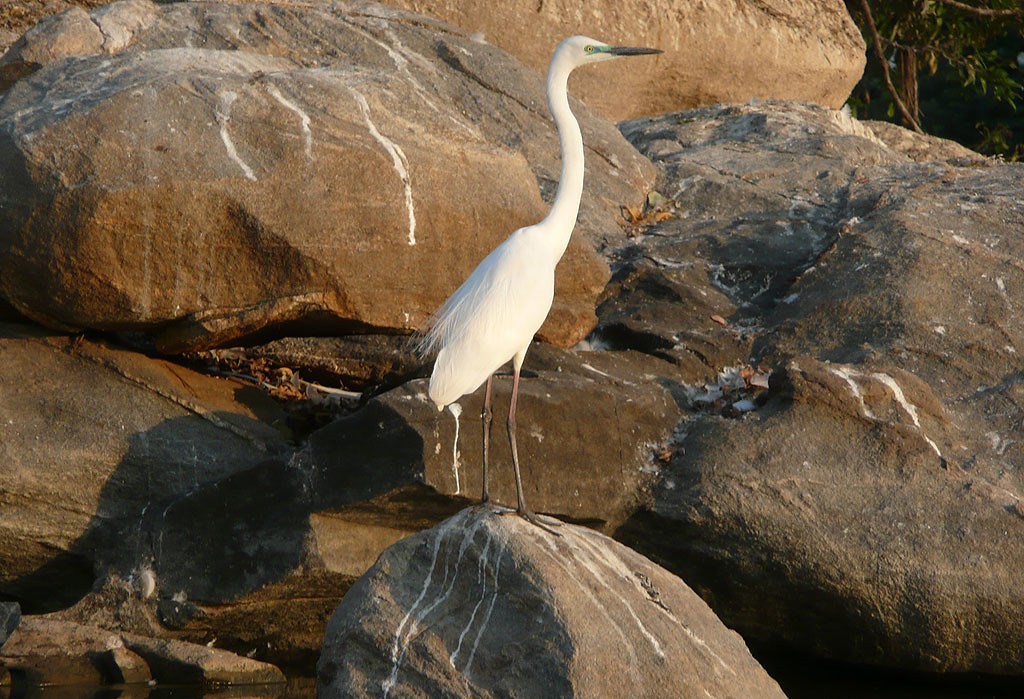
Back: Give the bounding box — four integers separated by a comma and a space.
621, 191, 677, 238
620, 204, 643, 224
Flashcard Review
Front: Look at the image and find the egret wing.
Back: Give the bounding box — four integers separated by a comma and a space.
421, 229, 555, 406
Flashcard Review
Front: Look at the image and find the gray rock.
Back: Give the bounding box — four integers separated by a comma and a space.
0, 602, 20, 650
318, 506, 788, 699
0, 0, 654, 351
599, 103, 908, 382
865, 119, 986, 164
615, 102, 1024, 674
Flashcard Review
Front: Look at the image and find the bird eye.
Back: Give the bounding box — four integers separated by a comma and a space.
584, 45, 594, 54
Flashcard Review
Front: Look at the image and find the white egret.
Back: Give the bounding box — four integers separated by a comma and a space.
418, 36, 661, 532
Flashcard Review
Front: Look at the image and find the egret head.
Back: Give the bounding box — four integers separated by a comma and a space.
556, 35, 662, 70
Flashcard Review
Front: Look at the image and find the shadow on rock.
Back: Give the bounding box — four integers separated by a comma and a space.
127, 401, 443, 604
5, 398, 463, 672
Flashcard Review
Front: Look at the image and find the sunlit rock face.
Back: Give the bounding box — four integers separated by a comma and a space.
0, 0, 655, 351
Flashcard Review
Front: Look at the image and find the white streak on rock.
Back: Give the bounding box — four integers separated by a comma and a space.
565, 531, 665, 659
384, 512, 483, 696
215, 91, 256, 181
450, 532, 493, 668
343, 20, 479, 138
828, 366, 875, 419
265, 84, 313, 160
871, 372, 942, 458
463, 527, 507, 675
383, 518, 449, 697
829, 365, 943, 459
350, 88, 416, 245
535, 535, 640, 671
581, 362, 612, 379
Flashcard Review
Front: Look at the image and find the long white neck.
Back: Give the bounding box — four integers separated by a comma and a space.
538, 54, 584, 262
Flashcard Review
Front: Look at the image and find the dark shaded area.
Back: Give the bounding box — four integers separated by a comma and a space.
755, 645, 1024, 699
245, 334, 425, 392
131, 400, 432, 602
916, 36, 1024, 159
0, 296, 29, 324
0, 601, 20, 648
1, 554, 95, 615
846, 3, 1024, 159
2, 677, 312, 699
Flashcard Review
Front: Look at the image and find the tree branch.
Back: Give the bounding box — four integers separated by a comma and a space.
933, 0, 1023, 17
856, 0, 924, 133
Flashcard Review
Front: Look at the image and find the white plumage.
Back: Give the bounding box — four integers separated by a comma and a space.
421, 224, 554, 406
418, 35, 661, 531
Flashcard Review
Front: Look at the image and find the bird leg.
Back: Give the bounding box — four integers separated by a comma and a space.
506, 365, 561, 536
481, 374, 493, 503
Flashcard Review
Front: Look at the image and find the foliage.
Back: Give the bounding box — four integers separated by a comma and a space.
845, 0, 1024, 159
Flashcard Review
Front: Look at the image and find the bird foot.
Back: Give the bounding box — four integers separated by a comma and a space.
501, 507, 562, 536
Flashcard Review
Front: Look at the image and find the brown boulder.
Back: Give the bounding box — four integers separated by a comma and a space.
395, 0, 865, 119
300, 344, 682, 530
0, 0, 655, 351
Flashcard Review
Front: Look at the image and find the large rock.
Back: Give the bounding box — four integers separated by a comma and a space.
318, 506, 787, 698
395, 0, 865, 120
0, 0, 655, 351
597, 102, 901, 381
0, 1, 158, 90
0, 322, 291, 612
613, 102, 1024, 674
0, 1, 115, 58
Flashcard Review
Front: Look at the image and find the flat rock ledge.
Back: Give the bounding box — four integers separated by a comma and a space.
318, 506, 787, 699
0, 616, 284, 687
